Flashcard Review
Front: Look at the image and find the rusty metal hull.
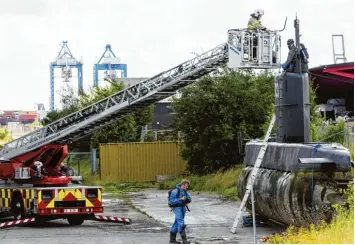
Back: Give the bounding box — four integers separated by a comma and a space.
238, 141, 352, 226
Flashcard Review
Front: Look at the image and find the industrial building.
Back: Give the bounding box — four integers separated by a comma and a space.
0, 111, 37, 126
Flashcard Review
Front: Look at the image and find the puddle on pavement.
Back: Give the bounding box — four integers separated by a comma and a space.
188, 237, 242, 244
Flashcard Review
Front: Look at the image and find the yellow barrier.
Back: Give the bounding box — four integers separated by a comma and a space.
100, 142, 186, 182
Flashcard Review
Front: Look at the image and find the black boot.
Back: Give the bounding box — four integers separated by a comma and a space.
169, 232, 180, 244
180, 229, 190, 244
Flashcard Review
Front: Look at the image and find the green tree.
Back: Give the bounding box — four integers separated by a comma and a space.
42, 84, 80, 125
42, 81, 153, 150
171, 69, 275, 174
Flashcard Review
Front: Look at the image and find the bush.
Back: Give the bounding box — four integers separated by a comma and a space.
144, 130, 156, 142
172, 69, 275, 174
312, 119, 347, 144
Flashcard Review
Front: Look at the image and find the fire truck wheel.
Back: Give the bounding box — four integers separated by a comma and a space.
67, 216, 84, 226
11, 193, 25, 220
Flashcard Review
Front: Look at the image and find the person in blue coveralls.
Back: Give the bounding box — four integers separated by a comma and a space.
169, 179, 192, 244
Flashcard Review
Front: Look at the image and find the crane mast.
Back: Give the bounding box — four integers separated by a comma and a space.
93, 44, 127, 87
50, 41, 83, 112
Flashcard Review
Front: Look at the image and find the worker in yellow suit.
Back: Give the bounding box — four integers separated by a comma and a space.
247, 9, 272, 61
247, 9, 269, 31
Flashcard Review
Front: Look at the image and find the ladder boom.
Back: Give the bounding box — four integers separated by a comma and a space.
1, 43, 229, 160
1, 29, 282, 160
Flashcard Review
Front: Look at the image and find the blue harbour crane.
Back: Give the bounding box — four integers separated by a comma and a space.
49, 41, 83, 111
93, 44, 127, 87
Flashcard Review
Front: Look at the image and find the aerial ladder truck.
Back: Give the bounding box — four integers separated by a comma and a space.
0, 23, 285, 229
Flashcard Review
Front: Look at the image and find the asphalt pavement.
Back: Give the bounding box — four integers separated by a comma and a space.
0, 189, 280, 244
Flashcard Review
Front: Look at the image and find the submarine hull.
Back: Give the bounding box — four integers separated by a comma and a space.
238, 141, 352, 226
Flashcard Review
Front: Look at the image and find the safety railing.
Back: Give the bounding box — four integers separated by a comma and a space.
227, 29, 281, 69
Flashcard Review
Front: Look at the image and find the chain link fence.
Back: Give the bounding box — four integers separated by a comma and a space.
61, 150, 98, 182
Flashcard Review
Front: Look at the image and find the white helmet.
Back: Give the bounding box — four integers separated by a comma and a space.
253, 9, 264, 18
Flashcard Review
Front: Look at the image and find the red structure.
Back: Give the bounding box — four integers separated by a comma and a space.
18, 114, 37, 124
0, 111, 37, 125
308, 62, 354, 110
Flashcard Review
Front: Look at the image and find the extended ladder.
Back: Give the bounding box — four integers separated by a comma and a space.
0, 30, 282, 161
230, 114, 276, 233
0, 44, 229, 160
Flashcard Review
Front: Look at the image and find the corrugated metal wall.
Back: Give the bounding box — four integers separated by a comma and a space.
100, 142, 186, 182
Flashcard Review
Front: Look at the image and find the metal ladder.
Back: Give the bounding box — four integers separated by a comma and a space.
332, 34, 347, 64
0, 43, 229, 160
230, 114, 276, 233
275, 75, 284, 142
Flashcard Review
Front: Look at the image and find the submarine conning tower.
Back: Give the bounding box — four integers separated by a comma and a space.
238, 16, 353, 227
275, 17, 310, 143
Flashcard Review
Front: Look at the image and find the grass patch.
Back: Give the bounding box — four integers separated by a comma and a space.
68, 159, 154, 199
157, 166, 243, 200
75, 158, 242, 201
84, 177, 155, 198
268, 182, 354, 244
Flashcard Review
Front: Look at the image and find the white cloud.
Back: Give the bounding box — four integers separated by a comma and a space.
0, 0, 353, 111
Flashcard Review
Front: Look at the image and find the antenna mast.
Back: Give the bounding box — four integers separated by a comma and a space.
294, 15, 302, 74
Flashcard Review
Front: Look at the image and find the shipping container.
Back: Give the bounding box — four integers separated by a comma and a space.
100, 142, 186, 182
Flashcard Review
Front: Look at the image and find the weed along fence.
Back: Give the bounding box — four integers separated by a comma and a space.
99, 142, 186, 182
